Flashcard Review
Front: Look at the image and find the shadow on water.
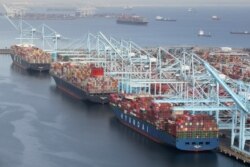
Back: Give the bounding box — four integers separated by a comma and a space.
10, 63, 50, 79
49, 85, 111, 112
84, 101, 111, 111
109, 117, 161, 146
49, 85, 84, 104
109, 117, 219, 167
172, 151, 219, 167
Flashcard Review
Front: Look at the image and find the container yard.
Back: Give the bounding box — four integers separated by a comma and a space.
10, 44, 51, 72
50, 62, 118, 103
195, 49, 250, 82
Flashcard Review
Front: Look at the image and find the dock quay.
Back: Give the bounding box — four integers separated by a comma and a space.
218, 144, 250, 164
0, 48, 11, 55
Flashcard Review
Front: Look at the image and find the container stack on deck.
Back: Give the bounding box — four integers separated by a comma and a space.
50, 62, 118, 94
10, 45, 51, 64
170, 114, 218, 139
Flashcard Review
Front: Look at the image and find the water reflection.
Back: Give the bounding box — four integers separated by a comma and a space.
109, 117, 221, 167
10, 63, 50, 79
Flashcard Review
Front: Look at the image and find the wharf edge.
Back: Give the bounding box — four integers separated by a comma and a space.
217, 143, 250, 164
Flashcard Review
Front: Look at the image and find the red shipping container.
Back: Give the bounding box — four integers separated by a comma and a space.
91, 67, 104, 77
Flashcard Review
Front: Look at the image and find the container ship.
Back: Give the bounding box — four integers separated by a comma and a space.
116, 15, 148, 25
50, 62, 118, 104
110, 94, 219, 151
10, 44, 51, 72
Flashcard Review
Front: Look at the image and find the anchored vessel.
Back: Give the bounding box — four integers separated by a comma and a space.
50, 62, 118, 104
10, 44, 51, 72
198, 30, 211, 37
123, 6, 133, 10
230, 31, 250, 35
116, 15, 148, 25
155, 16, 176, 22
211, 15, 220, 20
110, 94, 219, 151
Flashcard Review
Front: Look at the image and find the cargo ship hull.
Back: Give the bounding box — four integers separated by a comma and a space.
11, 54, 50, 72
111, 104, 219, 151
51, 74, 109, 104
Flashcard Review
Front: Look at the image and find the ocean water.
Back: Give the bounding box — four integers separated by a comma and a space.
0, 6, 250, 48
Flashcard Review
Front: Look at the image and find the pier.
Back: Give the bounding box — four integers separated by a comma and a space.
0, 48, 11, 55
218, 144, 250, 164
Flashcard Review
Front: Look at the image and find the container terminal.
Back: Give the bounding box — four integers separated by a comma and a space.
51, 35, 250, 161
1, 17, 250, 163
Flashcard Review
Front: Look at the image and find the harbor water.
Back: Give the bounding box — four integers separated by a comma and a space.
0, 6, 249, 167
0, 6, 250, 48
0, 55, 247, 167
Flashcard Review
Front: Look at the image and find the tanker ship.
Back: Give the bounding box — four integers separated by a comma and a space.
10, 44, 51, 72
110, 94, 219, 151
50, 62, 118, 104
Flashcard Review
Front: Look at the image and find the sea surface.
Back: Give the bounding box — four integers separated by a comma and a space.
0, 6, 249, 167
0, 6, 250, 48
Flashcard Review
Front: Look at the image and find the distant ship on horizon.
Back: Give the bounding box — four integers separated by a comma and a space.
123, 5, 133, 10
230, 31, 250, 35
116, 15, 148, 25
155, 16, 176, 22
188, 8, 193, 12
198, 30, 211, 37
211, 15, 220, 20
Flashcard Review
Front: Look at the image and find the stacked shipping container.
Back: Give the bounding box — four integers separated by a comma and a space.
50, 62, 118, 94
199, 51, 250, 82
11, 45, 51, 64
169, 113, 218, 139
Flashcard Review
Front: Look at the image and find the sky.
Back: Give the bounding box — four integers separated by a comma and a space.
1, 0, 250, 7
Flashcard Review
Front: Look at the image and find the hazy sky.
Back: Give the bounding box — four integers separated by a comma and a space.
1, 0, 250, 7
